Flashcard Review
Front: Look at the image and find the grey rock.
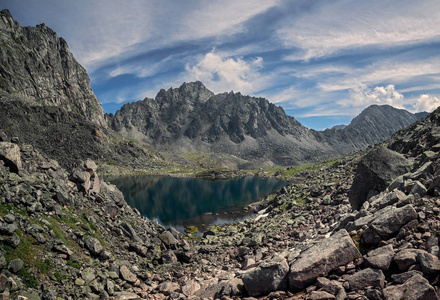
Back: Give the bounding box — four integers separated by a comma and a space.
362, 204, 418, 245
391, 270, 424, 284
383, 274, 438, 300
81, 267, 97, 283
182, 279, 201, 296
310, 291, 336, 300
289, 229, 361, 290
410, 181, 428, 196
112, 292, 140, 300
242, 255, 289, 297
8, 258, 23, 273
417, 251, 440, 275
0, 142, 22, 173
5, 232, 20, 248
119, 265, 137, 284
41, 289, 57, 300
364, 244, 394, 271
0, 255, 6, 270
0, 222, 17, 235
349, 146, 413, 209
84, 237, 103, 256
161, 250, 178, 264
346, 268, 385, 291
394, 249, 423, 272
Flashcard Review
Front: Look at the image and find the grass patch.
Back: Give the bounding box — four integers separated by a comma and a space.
0, 203, 14, 216
67, 259, 81, 269
53, 270, 66, 283
18, 268, 38, 288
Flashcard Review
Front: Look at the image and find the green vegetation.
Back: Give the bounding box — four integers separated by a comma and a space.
18, 268, 38, 288
53, 270, 66, 283
184, 225, 199, 234
67, 259, 81, 269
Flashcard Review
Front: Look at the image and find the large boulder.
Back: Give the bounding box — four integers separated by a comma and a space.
289, 229, 361, 290
362, 204, 418, 245
0, 142, 22, 173
383, 274, 439, 300
242, 255, 289, 297
349, 146, 413, 209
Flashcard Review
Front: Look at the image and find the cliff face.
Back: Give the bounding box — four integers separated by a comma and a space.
0, 9, 105, 126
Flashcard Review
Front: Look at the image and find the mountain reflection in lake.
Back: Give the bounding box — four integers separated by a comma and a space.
109, 175, 287, 229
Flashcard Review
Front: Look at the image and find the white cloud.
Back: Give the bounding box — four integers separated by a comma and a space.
279, 1, 440, 60
185, 51, 264, 94
413, 94, 440, 112
339, 83, 404, 110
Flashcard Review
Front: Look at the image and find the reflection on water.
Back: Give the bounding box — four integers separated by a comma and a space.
109, 175, 287, 228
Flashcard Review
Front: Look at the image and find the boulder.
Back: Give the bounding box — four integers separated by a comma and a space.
417, 251, 440, 275
394, 249, 423, 272
119, 265, 137, 284
0, 142, 22, 173
8, 259, 23, 274
346, 268, 385, 291
364, 244, 394, 271
84, 237, 103, 256
383, 274, 438, 300
362, 204, 418, 245
349, 146, 413, 209
242, 255, 289, 297
289, 229, 361, 290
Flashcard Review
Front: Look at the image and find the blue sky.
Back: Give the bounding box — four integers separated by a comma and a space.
3, 0, 440, 130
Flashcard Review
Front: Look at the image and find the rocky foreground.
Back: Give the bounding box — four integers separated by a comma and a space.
0, 109, 440, 299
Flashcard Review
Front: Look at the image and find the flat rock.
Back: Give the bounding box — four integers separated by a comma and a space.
383, 274, 438, 300
309, 291, 336, 300
289, 229, 361, 290
242, 255, 289, 296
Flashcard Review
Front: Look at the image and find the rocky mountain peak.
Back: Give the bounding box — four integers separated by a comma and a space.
0, 9, 105, 127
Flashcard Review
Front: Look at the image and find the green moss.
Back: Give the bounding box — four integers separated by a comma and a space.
0, 204, 14, 216
18, 268, 38, 288
37, 258, 53, 274
184, 225, 199, 234
67, 259, 81, 269
53, 270, 66, 283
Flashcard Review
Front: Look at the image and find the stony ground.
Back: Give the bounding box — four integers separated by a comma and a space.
1, 110, 440, 299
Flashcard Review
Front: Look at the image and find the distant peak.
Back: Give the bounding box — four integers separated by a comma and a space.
0, 9, 12, 18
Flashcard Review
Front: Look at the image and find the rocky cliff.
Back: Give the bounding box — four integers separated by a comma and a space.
0, 9, 105, 127
109, 82, 427, 167
0, 10, 167, 171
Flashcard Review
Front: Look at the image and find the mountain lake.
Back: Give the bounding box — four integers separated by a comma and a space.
108, 175, 288, 232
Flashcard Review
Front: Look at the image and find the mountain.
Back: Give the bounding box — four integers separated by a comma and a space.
0, 9, 428, 169
108, 82, 427, 167
321, 105, 428, 153
0, 10, 164, 170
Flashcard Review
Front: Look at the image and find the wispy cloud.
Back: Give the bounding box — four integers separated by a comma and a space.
279, 0, 440, 61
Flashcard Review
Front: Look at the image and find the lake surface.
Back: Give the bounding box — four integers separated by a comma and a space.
109, 175, 287, 230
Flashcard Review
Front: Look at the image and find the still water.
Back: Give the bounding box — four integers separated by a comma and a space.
109, 175, 287, 229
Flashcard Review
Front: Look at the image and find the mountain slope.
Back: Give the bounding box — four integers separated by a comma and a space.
108, 82, 427, 167
0, 10, 166, 170
321, 105, 428, 153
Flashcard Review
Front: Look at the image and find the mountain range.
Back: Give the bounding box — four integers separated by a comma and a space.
0, 9, 428, 169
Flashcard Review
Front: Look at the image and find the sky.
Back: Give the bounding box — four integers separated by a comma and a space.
3, 0, 440, 130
